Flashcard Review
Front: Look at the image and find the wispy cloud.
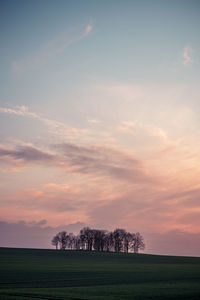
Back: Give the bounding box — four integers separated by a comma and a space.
84, 24, 93, 36
57, 142, 154, 183
0, 105, 88, 141
12, 22, 93, 72
0, 144, 54, 163
0, 106, 33, 116
117, 120, 168, 141
117, 121, 135, 133
0, 104, 116, 145
87, 118, 101, 125
0, 140, 154, 184
182, 45, 194, 66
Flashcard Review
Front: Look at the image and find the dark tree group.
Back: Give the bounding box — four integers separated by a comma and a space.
51, 227, 145, 253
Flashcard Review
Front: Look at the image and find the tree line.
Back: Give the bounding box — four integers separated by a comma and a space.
51, 227, 145, 253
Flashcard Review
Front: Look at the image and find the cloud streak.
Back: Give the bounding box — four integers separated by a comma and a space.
0, 106, 31, 116
0, 140, 154, 184
0, 145, 54, 163
12, 22, 93, 72
0, 105, 89, 141
56, 142, 154, 184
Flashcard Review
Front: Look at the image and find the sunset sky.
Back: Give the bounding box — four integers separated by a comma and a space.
1, 0, 200, 255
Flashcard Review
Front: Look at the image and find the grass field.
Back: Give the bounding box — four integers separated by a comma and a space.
0, 248, 200, 300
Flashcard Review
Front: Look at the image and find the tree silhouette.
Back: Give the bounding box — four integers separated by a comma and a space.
51, 234, 59, 250
51, 227, 145, 253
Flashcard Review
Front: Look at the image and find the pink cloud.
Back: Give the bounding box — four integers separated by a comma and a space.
182, 45, 194, 66
0, 142, 155, 184
0, 145, 54, 162
0, 137, 200, 240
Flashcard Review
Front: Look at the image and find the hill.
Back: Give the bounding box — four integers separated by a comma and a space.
0, 247, 200, 299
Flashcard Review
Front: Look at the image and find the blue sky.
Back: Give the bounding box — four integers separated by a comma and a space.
1, 0, 199, 130
0, 0, 200, 254
1, 0, 200, 97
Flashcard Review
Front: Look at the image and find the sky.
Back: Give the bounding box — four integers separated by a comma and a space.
0, 0, 200, 256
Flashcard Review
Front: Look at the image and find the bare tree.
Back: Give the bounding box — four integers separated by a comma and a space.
93, 229, 107, 251
100, 230, 107, 251
113, 229, 126, 252
80, 227, 94, 251
104, 231, 114, 252
132, 232, 145, 253
74, 234, 81, 250
67, 233, 75, 250
57, 231, 68, 250
93, 229, 101, 251
124, 232, 133, 253
51, 234, 59, 250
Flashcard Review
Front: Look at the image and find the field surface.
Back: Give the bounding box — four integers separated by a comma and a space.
0, 248, 200, 300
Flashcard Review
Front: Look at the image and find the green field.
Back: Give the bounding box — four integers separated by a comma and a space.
0, 248, 200, 299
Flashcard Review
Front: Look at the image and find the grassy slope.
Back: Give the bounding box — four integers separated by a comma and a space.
0, 247, 200, 300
